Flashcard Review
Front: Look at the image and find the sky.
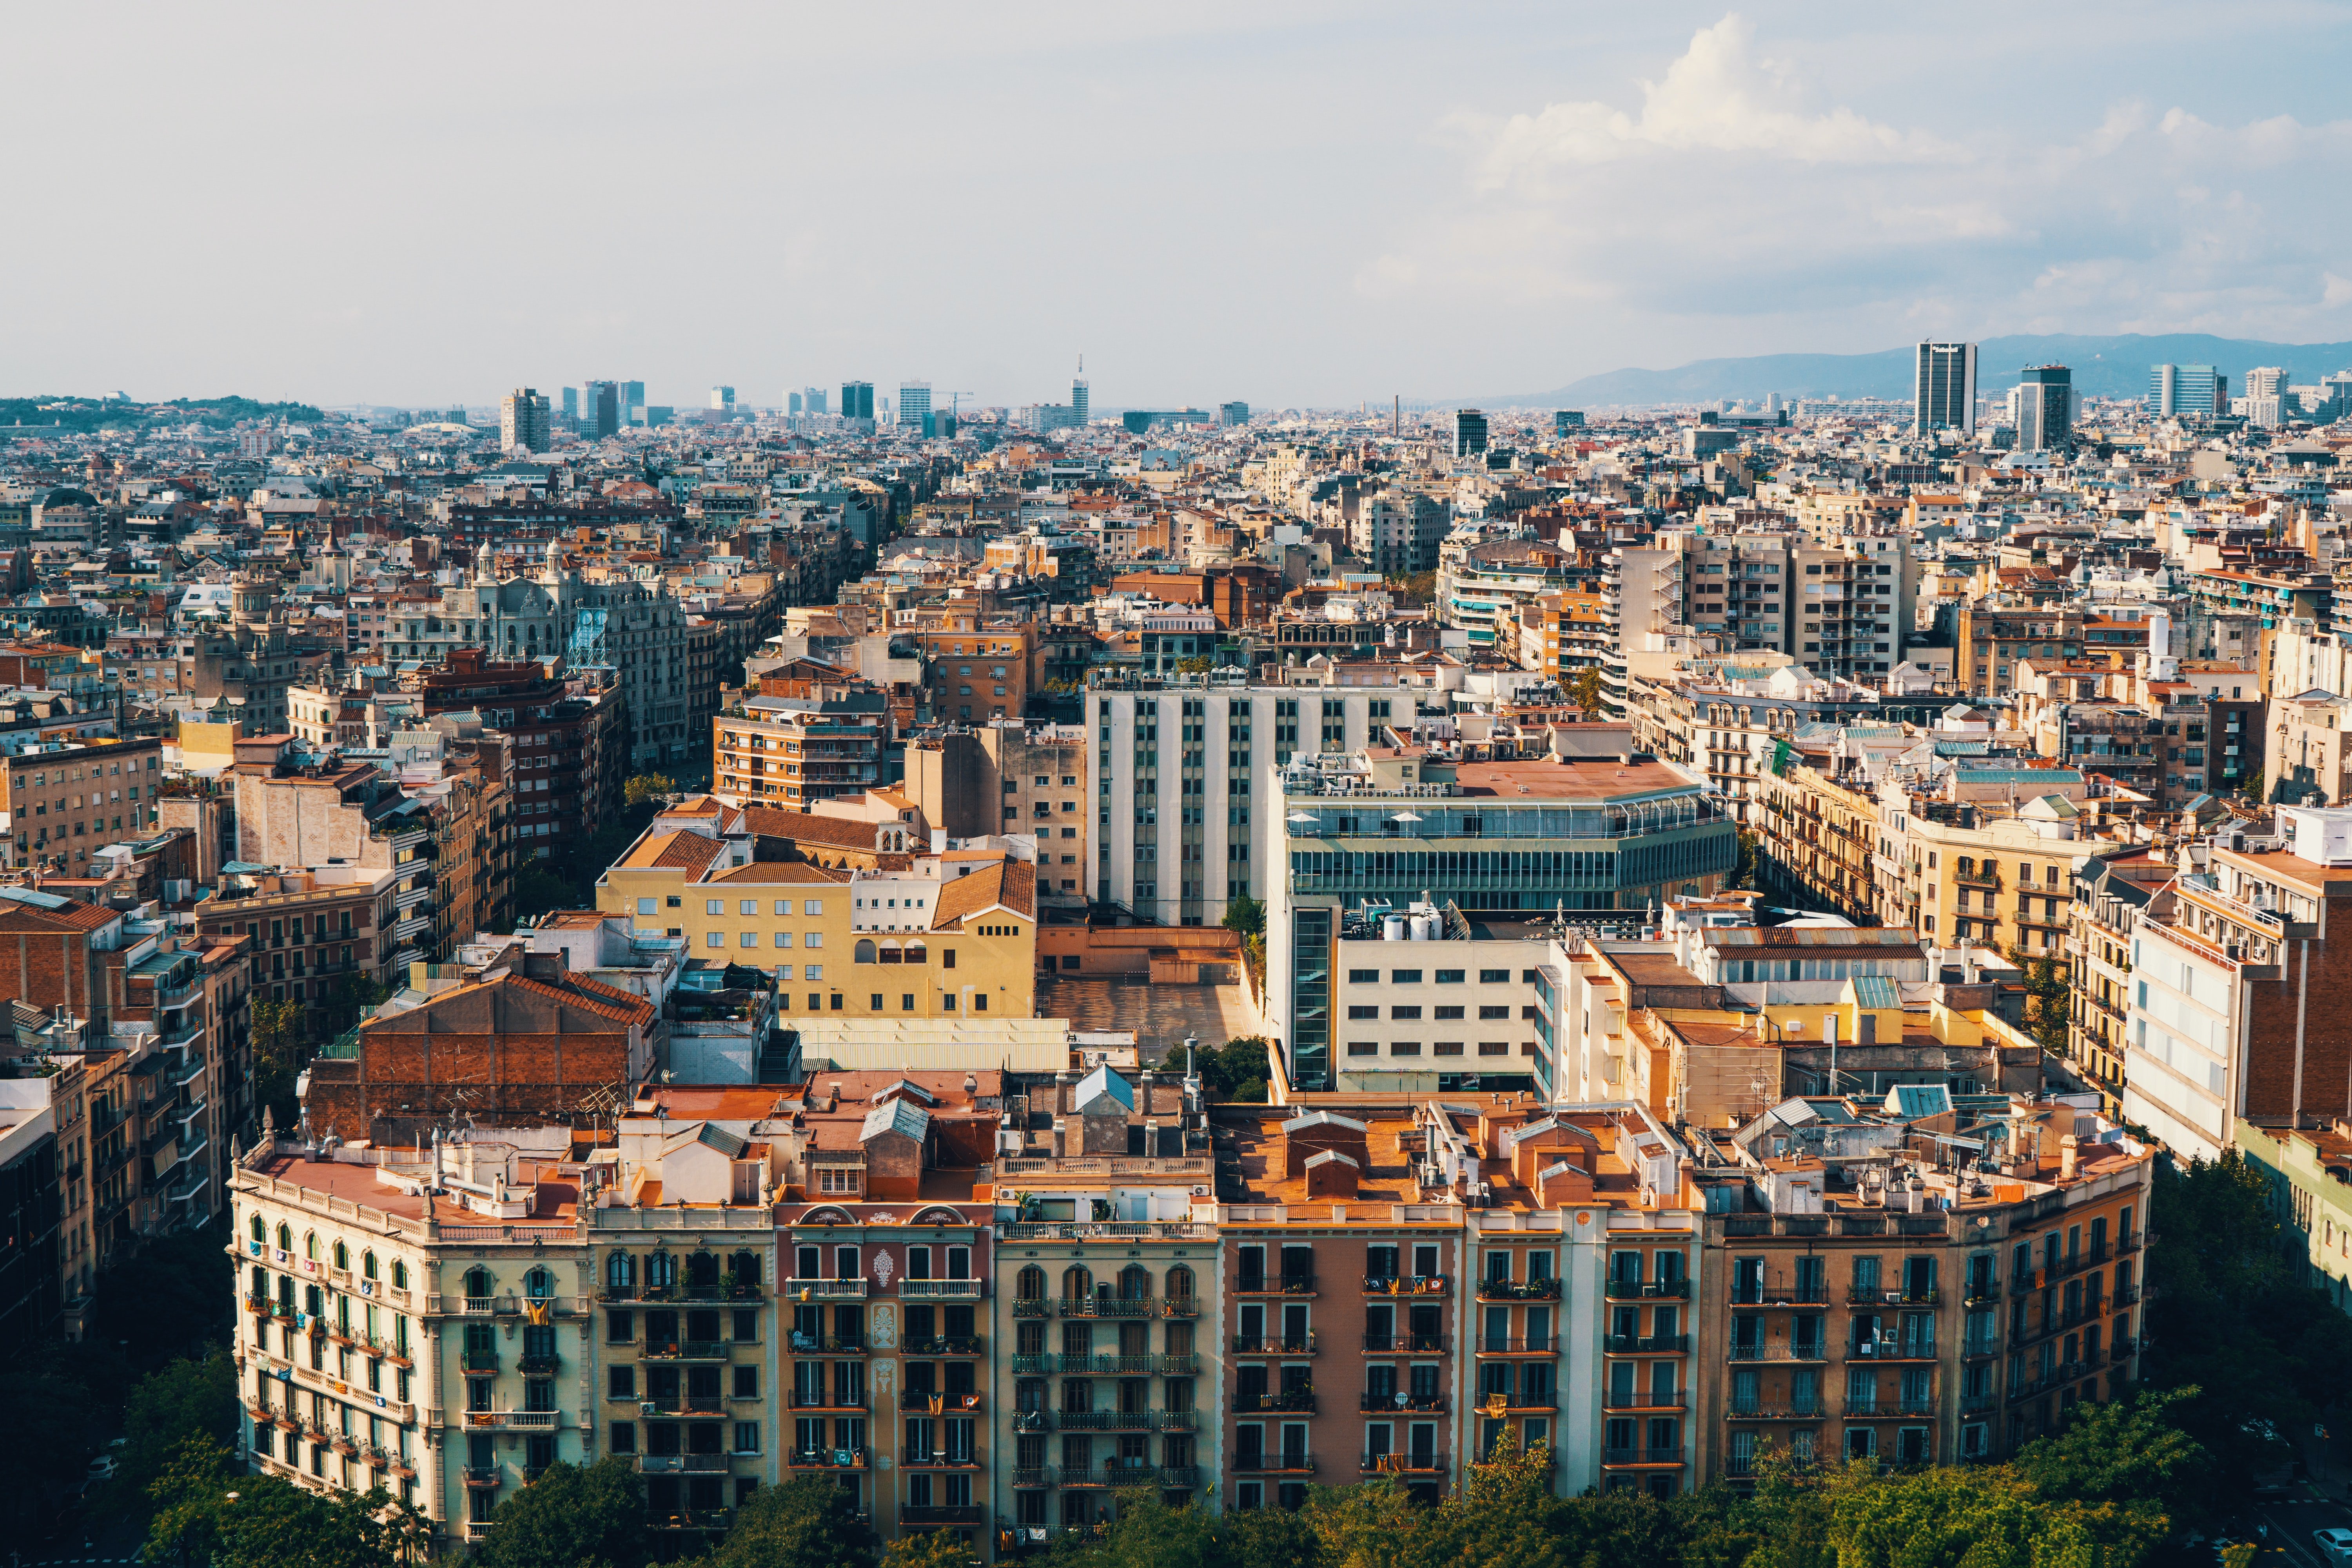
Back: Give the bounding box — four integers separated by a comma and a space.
7, 0, 2352, 411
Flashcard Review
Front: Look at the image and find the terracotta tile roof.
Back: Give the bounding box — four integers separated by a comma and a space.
619, 829, 728, 873
930, 859, 1035, 930
501, 974, 658, 1026
710, 861, 850, 885
739, 806, 883, 851
0, 897, 122, 933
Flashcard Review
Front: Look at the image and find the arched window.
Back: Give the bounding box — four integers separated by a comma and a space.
305, 1232, 319, 1261
249, 1264, 266, 1299
607, 1252, 637, 1292
391, 1259, 409, 1290
249, 1213, 265, 1245
686, 1251, 720, 1292
904, 940, 927, 965
1119, 1264, 1151, 1302
1164, 1265, 1195, 1305
276, 1223, 291, 1251
855, 939, 878, 964
304, 1283, 323, 1318
524, 1268, 554, 1300
879, 940, 902, 965
463, 1267, 492, 1299
277, 1274, 294, 1308
362, 1251, 378, 1280
1016, 1265, 1046, 1302
729, 1251, 762, 1290
646, 1250, 676, 1290
333, 1241, 349, 1272
1060, 1265, 1092, 1301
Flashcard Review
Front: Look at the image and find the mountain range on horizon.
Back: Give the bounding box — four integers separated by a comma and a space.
1468, 333, 2352, 410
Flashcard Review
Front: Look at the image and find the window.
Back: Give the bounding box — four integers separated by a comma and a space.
706, 900, 724, 915
1479, 968, 1509, 983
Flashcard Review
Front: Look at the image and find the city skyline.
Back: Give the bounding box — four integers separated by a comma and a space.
6, 4, 2351, 407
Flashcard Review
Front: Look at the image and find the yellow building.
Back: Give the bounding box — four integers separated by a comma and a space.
1878, 782, 2089, 958
1754, 754, 1880, 922
594, 827, 1038, 1020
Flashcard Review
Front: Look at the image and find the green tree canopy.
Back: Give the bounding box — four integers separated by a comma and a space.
706, 1477, 879, 1568
470, 1455, 652, 1568
146, 1434, 428, 1568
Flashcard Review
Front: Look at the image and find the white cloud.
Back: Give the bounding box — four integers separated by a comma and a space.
1457, 14, 1949, 192
1405, 11, 2352, 359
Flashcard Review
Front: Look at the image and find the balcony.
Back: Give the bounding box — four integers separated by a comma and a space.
464, 1466, 502, 1489
1850, 1339, 1937, 1361
1011, 1298, 1053, 1319
1233, 1274, 1317, 1297
1159, 1465, 1203, 1489
901, 1449, 982, 1469
1360, 1452, 1448, 1475
637, 1395, 726, 1416
1727, 1341, 1827, 1363
1601, 1446, 1685, 1468
461, 1349, 501, 1372
1232, 1333, 1317, 1356
518, 1353, 561, 1375
1605, 1333, 1690, 1355
1360, 1391, 1448, 1413
637, 1454, 733, 1473
900, 1279, 985, 1299
787, 1392, 868, 1411
1231, 1453, 1317, 1475
903, 1336, 984, 1357
1365, 1275, 1453, 1297
1728, 1282, 1830, 1307
1724, 1401, 1823, 1421
901, 1506, 985, 1527
1850, 1287, 1940, 1307
1361, 1333, 1450, 1354
649, 1510, 731, 1532
1475, 1277, 1560, 1302
787, 1448, 869, 1470
1606, 1277, 1690, 1300
644, 1341, 732, 1361
1604, 1390, 1687, 1412
1048, 1409, 1195, 1432
1056, 1295, 1157, 1318
785, 1278, 867, 1299
1474, 1337, 1558, 1357
462, 1411, 559, 1429
1232, 1391, 1318, 1414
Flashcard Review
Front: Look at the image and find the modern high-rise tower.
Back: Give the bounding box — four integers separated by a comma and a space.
2014, 365, 2072, 452
2148, 363, 2180, 417
840, 381, 875, 425
499, 388, 551, 452
1913, 342, 1978, 435
1451, 408, 1489, 457
898, 381, 932, 432
587, 381, 619, 439
1070, 376, 1089, 426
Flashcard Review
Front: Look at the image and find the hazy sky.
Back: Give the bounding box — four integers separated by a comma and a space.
7, 1, 2351, 410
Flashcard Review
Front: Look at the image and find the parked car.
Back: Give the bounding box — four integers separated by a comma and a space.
2309, 1528, 2352, 1564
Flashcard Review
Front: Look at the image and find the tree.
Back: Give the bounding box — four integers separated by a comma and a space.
1568, 668, 1604, 715
883, 1528, 978, 1568
105, 1350, 239, 1526
1732, 829, 1762, 890
2011, 1387, 2207, 1530
1220, 896, 1266, 939
250, 996, 309, 1125
2009, 949, 2071, 1054
706, 1477, 878, 1568
1175, 656, 1213, 674
624, 773, 677, 809
470, 1455, 651, 1568
147, 1434, 430, 1568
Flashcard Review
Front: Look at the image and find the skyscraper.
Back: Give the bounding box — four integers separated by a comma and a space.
1913, 341, 1978, 435
2148, 364, 2180, 417
499, 388, 551, 453
710, 386, 736, 410
2013, 365, 2072, 452
788, 391, 802, 415
1219, 401, 1249, 427
898, 381, 932, 433
560, 386, 579, 421
588, 381, 619, 439
840, 381, 875, 426
804, 387, 828, 417
1071, 376, 1089, 426
1451, 408, 1489, 458
623, 381, 645, 426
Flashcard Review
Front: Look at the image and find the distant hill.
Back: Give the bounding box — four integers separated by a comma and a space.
0, 395, 327, 433
1475, 334, 2352, 409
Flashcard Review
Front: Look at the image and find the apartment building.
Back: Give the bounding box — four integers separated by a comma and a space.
2236, 1117, 2352, 1314
590, 1086, 783, 1544
0, 734, 165, 871
1875, 779, 2094, 958
194, 864, 401, 1007
2123, 809, 2352, 1162
713, 688, 887, 807
595, 813, 1038, 1024
995, 1065, 1210, 1537
909, 621, 1039, 726
1086, 679, 1399, 927
902, 724, 1089, 905
1322, 898, 1547, 1096
1691, 1089, 2154, 1477
1268, 734, 1735, 1091
0, 1076, 62, 1346
1351, 489, 1448, 577
2065, 851, 2176, 1119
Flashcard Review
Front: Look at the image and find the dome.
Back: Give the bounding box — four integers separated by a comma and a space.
40, 487, 99, 510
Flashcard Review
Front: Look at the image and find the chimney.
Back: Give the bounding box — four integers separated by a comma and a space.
2059, 1132, 2079, 1183
1051, 1118, 1067, 1158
